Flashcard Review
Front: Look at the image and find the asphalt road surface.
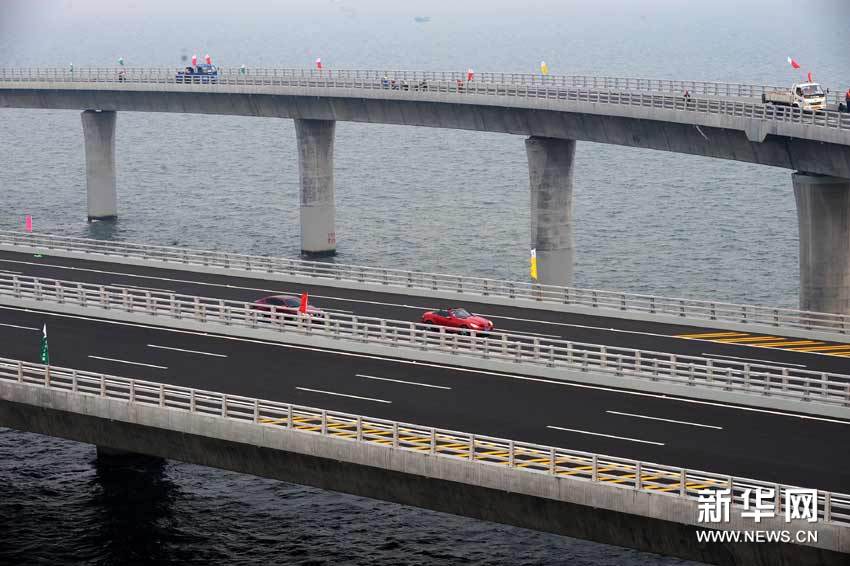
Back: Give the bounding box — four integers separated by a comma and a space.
1, 250, 849, 375
1, 301, 848, 493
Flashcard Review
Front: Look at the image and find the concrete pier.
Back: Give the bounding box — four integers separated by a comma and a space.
295, 119, 336, 256
526, 137, 576, 286
81, 110, 118, 221
793, 173, 850, 315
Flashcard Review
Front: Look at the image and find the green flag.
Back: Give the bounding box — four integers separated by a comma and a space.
40, 324, 49, 364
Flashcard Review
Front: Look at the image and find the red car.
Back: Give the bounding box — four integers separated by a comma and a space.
421, 307, 494, 333
252, 295, 325, 319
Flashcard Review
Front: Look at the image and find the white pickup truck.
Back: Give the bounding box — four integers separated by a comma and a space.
761, 82, 826, 111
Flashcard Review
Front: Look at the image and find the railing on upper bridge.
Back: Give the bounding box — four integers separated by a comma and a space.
1, 230, 848, 336
1, 269, 849, 408
2, 355, 848, 526
1, 66, 847, 105
1, 67, 848, 132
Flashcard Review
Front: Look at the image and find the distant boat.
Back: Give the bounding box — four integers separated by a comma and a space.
414, 16, 431, 23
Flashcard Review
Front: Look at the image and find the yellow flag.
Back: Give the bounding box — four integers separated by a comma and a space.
540, 61, 549, 76
530, 248, 538, 280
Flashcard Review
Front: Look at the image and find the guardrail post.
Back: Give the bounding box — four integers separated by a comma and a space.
160, 383, 165, 406
356, 416, 363, 441
44, 366, 50, 387
680, 469, 687, 495
468, 435, 475, 460
190, 390, 196, 413
533, 338, 540, 360
129, 380, 135, 402
287, 404, 293, 428
221, 394, 227, 417
635, 461, 642, 490
592, 454, 598, 481
430, 428, 436, 454
17, 361, 23, 382
100, 376, 106, 397
392, 422, 399, 447
549, 447, 556, 474
599, 346, 607, 368
508, 440, 515, 467
321, 410, 328, 435
743, 364, 750, 389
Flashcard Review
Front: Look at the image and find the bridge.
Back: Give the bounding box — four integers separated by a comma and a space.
2, 68, 850, 315
0, 231, 849, 565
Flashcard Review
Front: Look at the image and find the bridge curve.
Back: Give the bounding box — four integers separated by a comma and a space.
2, 68, 850, 315
2, 68, 850, 177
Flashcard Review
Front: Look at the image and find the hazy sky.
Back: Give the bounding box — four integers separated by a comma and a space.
2, 0, 844, 18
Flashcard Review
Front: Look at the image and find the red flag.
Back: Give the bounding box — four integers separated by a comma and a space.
315, 57, 322, 70
191, 54, 197, 66
787, 56, 800, 69
467, 68, 474, 81
25, 215, 32, 232
204, 54, 212, 65
299, 292, 308, 314
807, 71, 813, 83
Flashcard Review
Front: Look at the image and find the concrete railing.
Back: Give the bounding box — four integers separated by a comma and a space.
1, 68, 848, 132
1, 66, 846, 105
1, 354, 848, 526
2, 230, 848, 336
2, 270, 850, 408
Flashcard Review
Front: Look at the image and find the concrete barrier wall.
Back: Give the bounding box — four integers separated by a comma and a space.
0, 293, 848, 420
1, 86, 849, 177
1, 380, 847, 565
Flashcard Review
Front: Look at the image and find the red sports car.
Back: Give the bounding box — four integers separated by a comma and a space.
252, 295, 325, 319
421, 307, 494, 333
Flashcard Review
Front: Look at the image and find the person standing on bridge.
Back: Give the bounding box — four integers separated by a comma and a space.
845, 88, 850, 112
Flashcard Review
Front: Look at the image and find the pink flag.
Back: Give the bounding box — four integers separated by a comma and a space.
25, 215, 32, 232
299, 292, 309, 314
204, 54, 211, 65
467, 68, 474, 81
191, 54, 197, 66
787, 56, 800, 69
807, 71, 813, 83
315, 57, 323, 70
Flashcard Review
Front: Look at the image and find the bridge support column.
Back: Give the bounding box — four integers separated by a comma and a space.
81, 110, 118, 222
295, 119, 336, 256
526, 137, 575, 286
793, 173, 850, 315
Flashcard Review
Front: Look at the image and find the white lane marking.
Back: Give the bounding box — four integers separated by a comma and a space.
0, 322, 40, 331
147, 344, 227, 357
296, 386, 391, 404
88, 355, 168, 369
113, 283, 176, 293
0, 269, 21, 274
322, 308, 354, 314
1, 258, 827, 361
606, 410, 722, 430
499, 329, 561, 339
356, 373, 451, 390
546, 425, 665, 446
701, 353, 806, 368
2, 304, 848, 426
0, 258, 690, 341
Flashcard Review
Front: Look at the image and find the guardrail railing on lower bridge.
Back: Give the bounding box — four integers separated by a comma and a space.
1, 230, 848, 337
0, 271, 848, 408
1, 355, 847, 526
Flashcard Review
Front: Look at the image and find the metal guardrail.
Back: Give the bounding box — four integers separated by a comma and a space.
1, 270, 849, 408
0, 67, 846, 105
1, 68, 848, 132
1, 355, 848, 527
2, 230, 848, 336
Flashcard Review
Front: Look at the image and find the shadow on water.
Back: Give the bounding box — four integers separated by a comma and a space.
90, 451, 179, 565
81, 220, 121, 242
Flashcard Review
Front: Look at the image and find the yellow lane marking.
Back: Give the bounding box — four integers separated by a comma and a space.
713, 336, 783, 343
753, 340, 822, 348
676, 331, 750, 339
788, 344, 850, 352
